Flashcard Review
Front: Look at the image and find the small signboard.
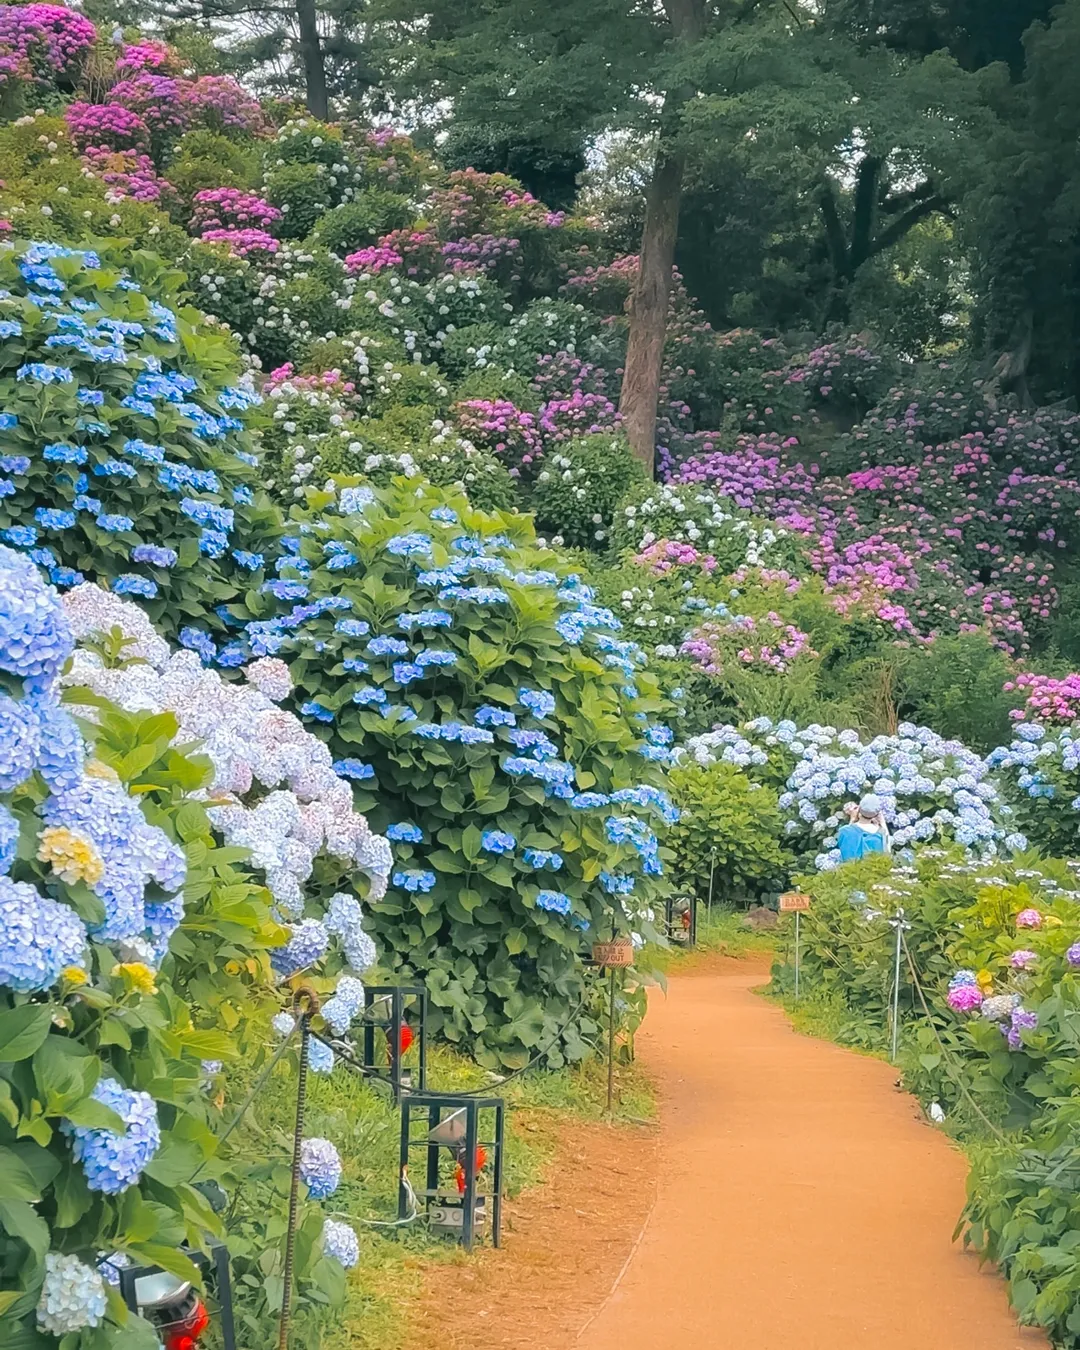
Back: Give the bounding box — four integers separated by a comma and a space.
779, 892, 811, 913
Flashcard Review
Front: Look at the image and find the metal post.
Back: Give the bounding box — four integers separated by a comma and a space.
706, 849, 716, 922
397, 1099, 412, 1221
462, 1103, 478, 1252
279, 988, 316, 1350
606, 966, 617, 1115
491, 1102, 504, 1249
889, 907, 906, 1063
794, 909, 801, 1001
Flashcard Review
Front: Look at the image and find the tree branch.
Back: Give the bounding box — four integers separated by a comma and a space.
849, 154, 883, 270
817, 179, 850, 281
870, 194, 951, 257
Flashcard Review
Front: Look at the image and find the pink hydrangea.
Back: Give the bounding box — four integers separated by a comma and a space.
115, 40, 178, 77
344, 244, 403, 274
65, 101, 150, 154
110, 74, 192, 141
0, 4, 96, 80
1005, 671, 1080, 724
634, 540, 718, 576
1016, 908, 1043, 929
192, 188, 281, 234
1010, 949, 1038, 969
188, 75, 264, 135
947, 984, 984, 1013
199, 228, 279, 257
452, 398, 544, 474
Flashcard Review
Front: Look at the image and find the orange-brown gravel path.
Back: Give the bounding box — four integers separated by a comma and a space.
578, 966, 1047, 1350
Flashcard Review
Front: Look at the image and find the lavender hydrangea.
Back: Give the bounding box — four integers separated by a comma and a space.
321, 973, 366, 1036
69, 1078, 161, 1194
300, 1137, 342, 1198
322, 1218, 360, 1268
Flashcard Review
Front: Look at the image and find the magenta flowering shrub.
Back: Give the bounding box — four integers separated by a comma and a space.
200, 227, 279, 257
110, 74, 192, 146
189, 74, 265, 136
451, 397, 543, 474
785, 338, 900, 413
537, 388, 620, 443
115, 39, 179, 76
192, 187, 282, 233
0, 3, 95, 85
1004, 672, 1080, 724
65, 101, 150, 154
634, 539, 719, 577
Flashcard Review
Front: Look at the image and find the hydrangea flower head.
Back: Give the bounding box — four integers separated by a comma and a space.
0, 877, 87, 991
518, 688, 556, 718
1016, 908, 1042, 929
300, 1137, 342, 1198
37, 1253, 107, 1336
481, 829, 515, 855
323, 1218, 360, 1267
69, 1078, 161, 1194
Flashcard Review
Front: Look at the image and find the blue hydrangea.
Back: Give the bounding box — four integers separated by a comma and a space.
321, 974, 366, 1036
309, 1038, 336, 1074
325, 891, 377, 971
367, 635, 409, 657
523, 848, 562, 871
518, 688, 556, 718
353, 687, 388, 707
508, 728, 559, 760
37, 1253, 107, 1336
415, 649, 456, 669
323, 1218, 360, 1268
334, 759, 375, 781
536, 889, 571, 915
0, 803, 17, 875
95, 513, 134, 534
69, 1078, 161, 1194
43, 442, 87, 465
386, 532, 433, 558
393, 661, 424, 685
112, 574, 158, 599
430, 506, 458, 524
301, 700, 335, 723
336, 618, 370, 638
600, 872, 636, 895
31, 694, 84, 791
131, 544, 178, 568
387, 823, 424, 843
339, 486, 375, 515
475, 705, 517, 728
0, 544, 73, 688
0, 694, 40, 791
0, 454, 29, 473
271, 919, 329, 977
1, 525, 36, 547
398, 609, 453, 631
393, 869, 437, 893
300, 1138, 342, 1199
481, 830, 516, 854
0, 877, 86, 991
18, 362, 74, 384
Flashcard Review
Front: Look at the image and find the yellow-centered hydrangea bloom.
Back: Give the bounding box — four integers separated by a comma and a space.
37, 826, 104, 886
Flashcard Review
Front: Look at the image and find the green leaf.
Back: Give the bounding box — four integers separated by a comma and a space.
126, 1244, 201, 1286
0, 1006, 54, 1062
143, 1135, 203, 1187
0, 1199, 49, 1258
63, 1097, 126, 1131
0, 1148, 45, 1202
52, 1163, 92, 1229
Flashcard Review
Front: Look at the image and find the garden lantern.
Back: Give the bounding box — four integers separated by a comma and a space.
398, 1092, 505, 1250
117, 1243, 235, 1350
665, 892, 697, 946
361, 984, 428, 1097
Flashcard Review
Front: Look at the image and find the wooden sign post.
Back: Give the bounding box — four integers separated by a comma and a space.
779, 893, 811, 999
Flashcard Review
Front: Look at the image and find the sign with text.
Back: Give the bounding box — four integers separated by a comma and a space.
779, 892, 811, 913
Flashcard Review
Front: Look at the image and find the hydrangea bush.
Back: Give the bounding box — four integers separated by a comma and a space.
224, 480, 676, 1067
686, 717, 1021, 868
0, 239, 283, 643
987, 721, 1080, 856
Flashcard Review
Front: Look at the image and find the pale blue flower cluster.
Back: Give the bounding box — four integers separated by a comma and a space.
300, 1137, 342, 1199
536, 889, 571, 914
37, 1253, 108, 1336
69, 1078, 161, 1194
387, 822, 424, 843
518, 688, 556, 718
393, 868, 438, 893
690, 718, 1014, 868
0, 877, 87, 991
323, 1218, 360, 1268
481, 829, 516, 854
270, 918, 330, 977
326, 891, 378, 972
321, 973, 366, 1036
524, 848, 563, 871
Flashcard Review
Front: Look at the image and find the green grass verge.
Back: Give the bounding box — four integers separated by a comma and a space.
642, 905, 778, 976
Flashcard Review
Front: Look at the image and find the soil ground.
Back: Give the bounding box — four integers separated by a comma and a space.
407, 956, 1048, 1349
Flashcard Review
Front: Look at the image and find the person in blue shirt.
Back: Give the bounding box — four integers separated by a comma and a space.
837, 794, 891, 862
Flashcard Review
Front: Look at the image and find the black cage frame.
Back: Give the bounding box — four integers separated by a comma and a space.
665, 891, 697, 946
361, 984, 428, 1097
117, 1241, 235, 1350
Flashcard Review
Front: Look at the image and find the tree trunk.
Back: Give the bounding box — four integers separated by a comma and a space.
619, 146, 684, 475
295, 0, 329, 120
618, 0, 706, 474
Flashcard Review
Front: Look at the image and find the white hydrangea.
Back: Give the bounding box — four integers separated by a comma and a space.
61, 586, 392, 908
37, 1252, 107, 1335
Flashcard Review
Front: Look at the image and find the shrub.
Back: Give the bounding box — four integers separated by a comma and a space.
0, 238, 283, 644
531, 434, 644, 549
227, 479, 676, 1067
896, 633, 1022, 753
687, 717, 1020, 867
310, 190, 413, 256
987, 722, 1080, 856
667, 759, 791, 902
0, 546, 275, 1346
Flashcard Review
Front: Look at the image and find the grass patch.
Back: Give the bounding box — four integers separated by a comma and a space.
643, 905, 777, 976
224, 1035, 654, 1350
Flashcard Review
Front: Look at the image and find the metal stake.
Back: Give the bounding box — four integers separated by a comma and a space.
794, 909, 801, 1001
279, 987, 318, 1350
606, 967, 617, 1115
706, 849, 716, 922
888, 908, 910, 1063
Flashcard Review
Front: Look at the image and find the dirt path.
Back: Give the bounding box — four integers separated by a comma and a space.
408, 959, 1047, 1350
579, 964, 1047, 1350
